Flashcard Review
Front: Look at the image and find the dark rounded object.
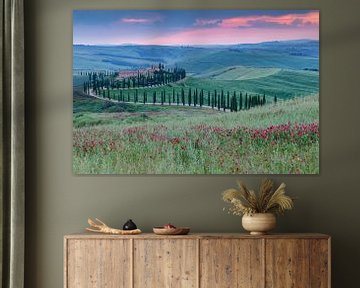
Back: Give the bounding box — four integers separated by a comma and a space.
123, 219, 137, 230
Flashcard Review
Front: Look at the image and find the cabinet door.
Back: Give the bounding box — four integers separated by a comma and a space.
134, 239, 198, 288
66, 239, 131, 288
309, 239, 330, 288
200, 239, 264, 288
266, 239, 310, 288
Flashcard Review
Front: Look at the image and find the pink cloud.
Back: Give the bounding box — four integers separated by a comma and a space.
220, 11, 319, 28
122, 18, 151, 24
121, 16, 163, 24
195, 18, 220, 26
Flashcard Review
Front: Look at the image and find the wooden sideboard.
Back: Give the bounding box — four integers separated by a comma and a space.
64, 233, 330, 288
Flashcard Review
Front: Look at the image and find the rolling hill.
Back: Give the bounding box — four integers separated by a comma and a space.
73, 40, 319, 73
73, 40, 319, 100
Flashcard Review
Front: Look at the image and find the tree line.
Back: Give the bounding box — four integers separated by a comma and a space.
83, 85, 277, 112
82, 64, 186, 91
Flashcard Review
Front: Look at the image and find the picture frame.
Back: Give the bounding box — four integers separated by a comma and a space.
73, 10, 320, 175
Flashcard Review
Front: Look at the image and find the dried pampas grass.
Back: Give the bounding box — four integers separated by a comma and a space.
222, 179, 294, 216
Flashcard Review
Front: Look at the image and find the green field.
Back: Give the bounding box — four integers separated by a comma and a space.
73, 93, 319, 174
199, 66, 281, 80
182, 69, 318, 99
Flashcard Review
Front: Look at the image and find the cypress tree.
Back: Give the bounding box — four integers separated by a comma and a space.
222, 95, 226, 112
199, 89, 201, 106
153, 91, 156, 104
217, 93, 223, 111
274, 95, 277, 104
263, 94, 266, 105
199, 89, 201, 107
221, 90, 224, 111
214, 90, 217, 107
245, 94, 248, 109
92, 73, 97, 88
194, 89, 197, 107
181, 88, 185, 106
239, 92, 242, 110
227, 91, 230, 109
233, 91, 237, 112
208, 91, 211, 106
177, 92, 179, 105
188, 88, 192, 106
235, 93, 238, 112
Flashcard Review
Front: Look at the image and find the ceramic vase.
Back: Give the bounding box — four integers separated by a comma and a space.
242, 213, 276, 235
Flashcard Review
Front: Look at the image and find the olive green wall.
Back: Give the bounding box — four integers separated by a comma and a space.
24, 0, 360, 287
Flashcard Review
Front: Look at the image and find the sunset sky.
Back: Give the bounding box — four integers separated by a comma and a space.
73, 10, 319, 45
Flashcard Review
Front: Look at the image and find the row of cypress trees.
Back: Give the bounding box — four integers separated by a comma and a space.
86, 86, 275, 112
82, 64, 186, 91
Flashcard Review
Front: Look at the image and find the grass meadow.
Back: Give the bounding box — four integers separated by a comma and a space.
73, 93, 319, 174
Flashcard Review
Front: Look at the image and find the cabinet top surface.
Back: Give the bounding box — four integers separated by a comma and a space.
64, 232, 330, 240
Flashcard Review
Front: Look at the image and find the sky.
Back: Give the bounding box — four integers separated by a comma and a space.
73, 10, 319, 46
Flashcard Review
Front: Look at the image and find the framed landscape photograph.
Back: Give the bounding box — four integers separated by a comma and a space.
73, 10, 319, 174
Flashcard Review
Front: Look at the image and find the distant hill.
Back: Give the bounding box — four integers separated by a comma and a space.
73, 40, 319, 73
231, 39, 319, 57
